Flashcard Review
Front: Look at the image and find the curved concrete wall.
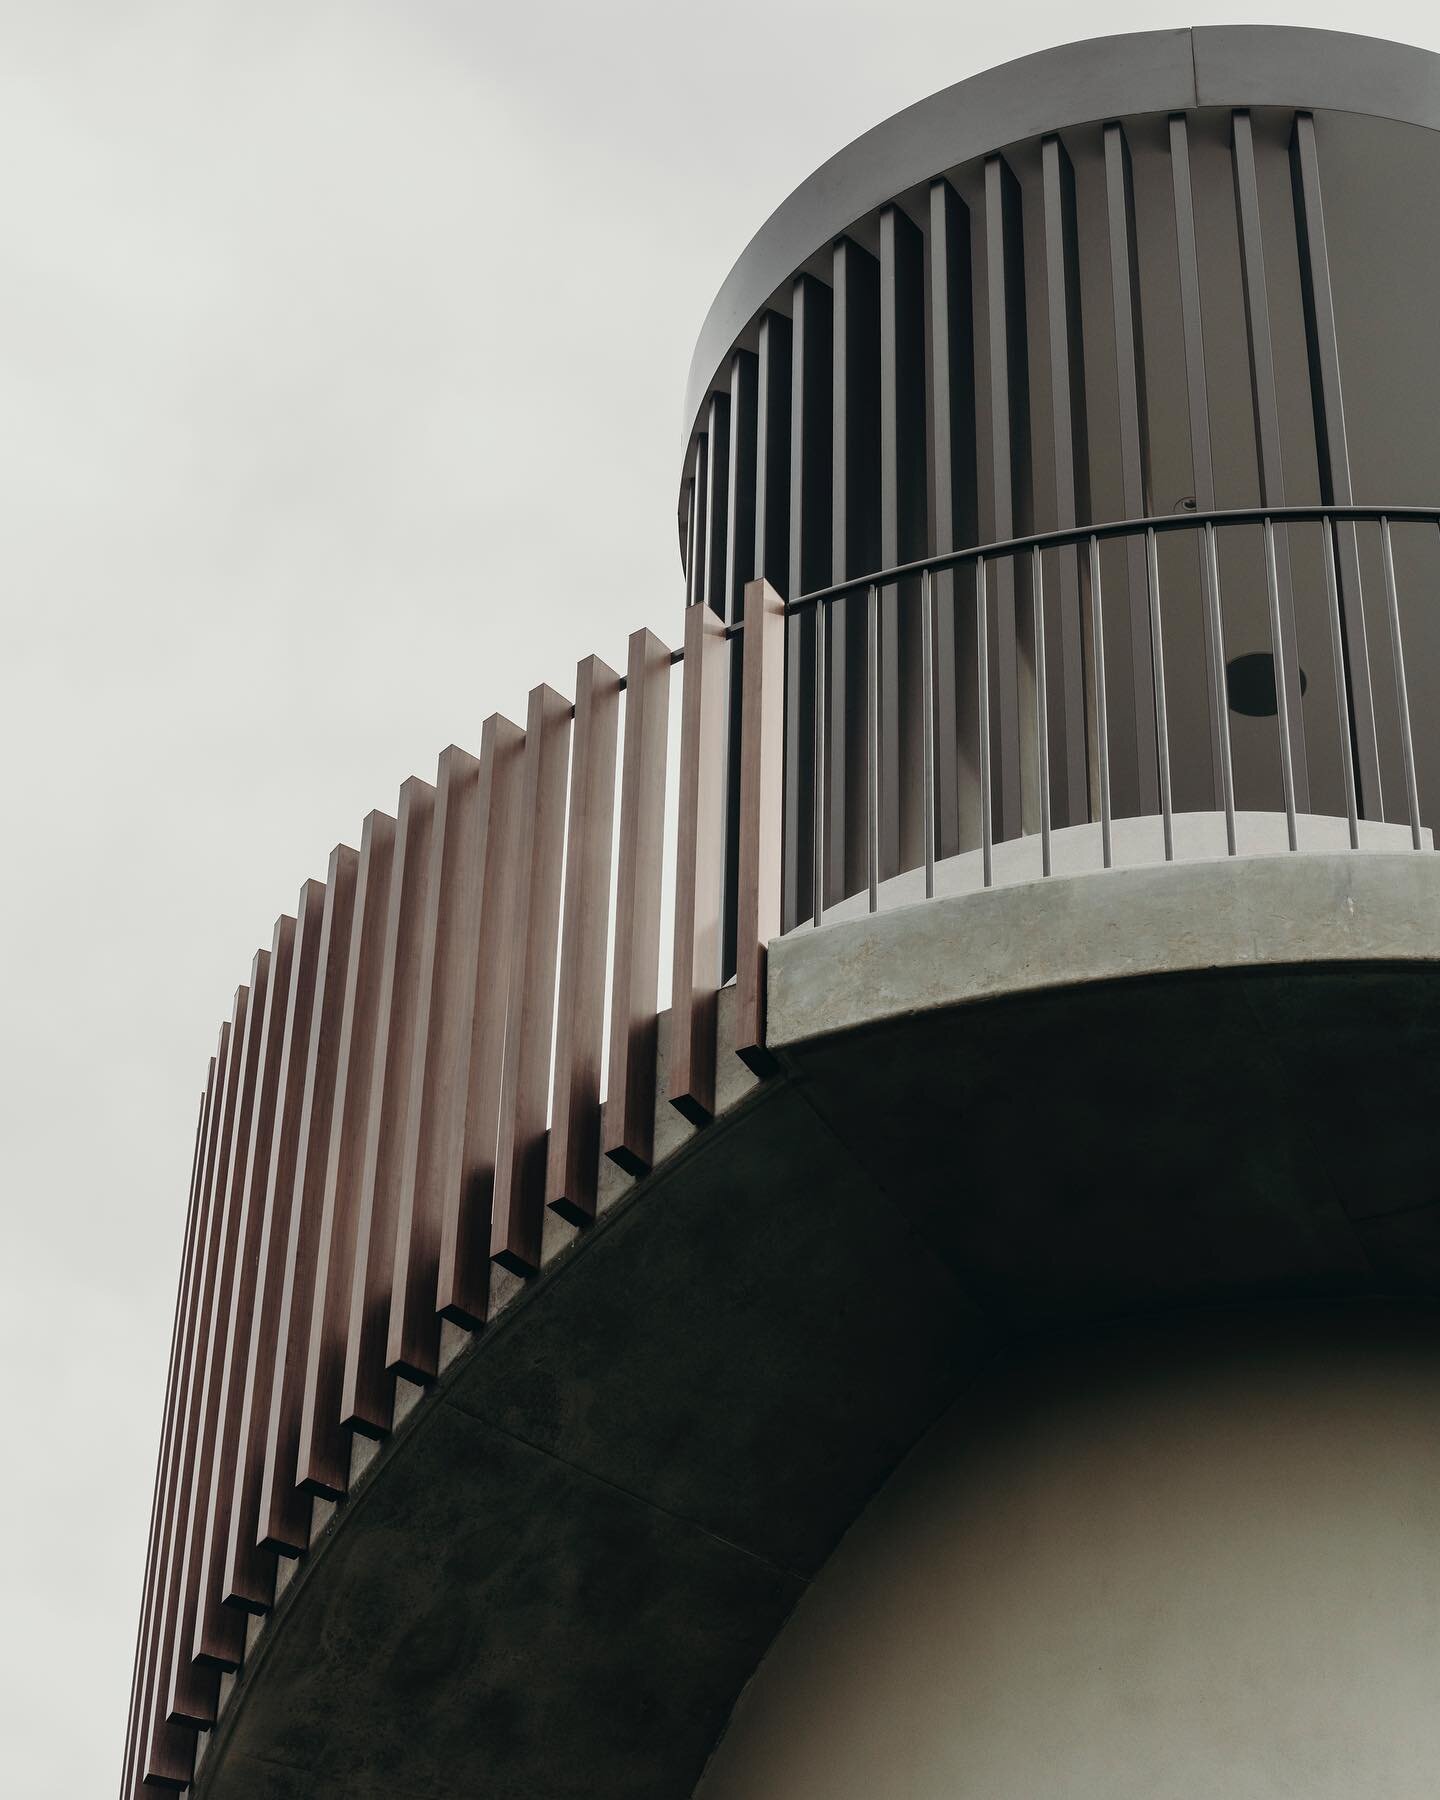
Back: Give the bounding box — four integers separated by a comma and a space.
697, 1301, 1440, 1800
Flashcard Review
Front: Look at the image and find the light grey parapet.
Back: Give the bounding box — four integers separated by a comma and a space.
767, 849, 1440, 1049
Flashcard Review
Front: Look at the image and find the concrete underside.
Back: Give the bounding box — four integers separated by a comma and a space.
194, 854, 1440, 1800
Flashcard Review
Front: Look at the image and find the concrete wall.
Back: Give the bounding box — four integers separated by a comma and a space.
696, 1301, 1440, 1799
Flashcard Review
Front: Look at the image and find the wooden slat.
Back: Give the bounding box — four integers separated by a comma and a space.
1103, 121, 1161, 818
223, 877, 327, 1613
984, 152, 1033, 842
831, 236, 880, 900
165, 968, 269, 1727
258, 845, 358, 1553
1231, 109, 1309, 810
1289, 109, 1383, 817
297, 812, 395, 1498
735, 579, 786, 1070
1041, 133, 1093, 828
388, 748, 486, 1380
140, 1023, 231, 1784
188, 915, 293, 1665
165, 948, 271, 1735
880, 201, 927, 877
722, 351, 759, 981
670, 600, 729, 1125
599, 631, 671, 1181
490, 685, 573, 1276
436, 716, 526, 1325
784, 276, 830, 926
122, 1073, 212, 1797
545, 658, 622, 1221
342, 777, 435, 1435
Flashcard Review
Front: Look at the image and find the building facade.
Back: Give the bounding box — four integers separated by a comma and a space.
122, 28, 1440, 1799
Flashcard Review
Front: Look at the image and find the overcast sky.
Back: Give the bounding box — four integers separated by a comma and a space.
5, 4, 1439, 1794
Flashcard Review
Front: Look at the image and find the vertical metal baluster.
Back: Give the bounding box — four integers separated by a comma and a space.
1321, 518, 1360, 850
921, 568, 936, 899
1146, 527, 1174, 861
1381, 517, 1423, 849
1263, 516, 1299, 851
1032, 545, 1052, 876
1204, 522, 1238, 856
812, 600, 826, 925
867, 582, 880, 912
977, 557, 993, 888
1089, 535, 1112, 870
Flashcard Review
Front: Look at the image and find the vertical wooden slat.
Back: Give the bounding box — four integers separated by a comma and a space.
166, 964, 271, 1725
1103, 121, 1161, 817
258, 845, 358, 1552
545, 657, 622, 1221
600, 630, 671, 1181
670, 600, 729, 1124
189, 915, 294, 1666
1041, 133, 1094, 828
927, 177, 979, 859
1231, 108, 1310, 810
436, 717, 526, 1325
297, 811, 395, 1498
388, 747, 484, 1381
985, 152, 1033, 841
880, 202, 928, 877
165, 948, 270, 1739
123, 1070, 212, 1797
784, 277, 831, 925
342, 778, 435, 1436
490, 685, 572, 1277
832, 236, 881, 900
1290, 109, 1383, 817
1169, 112, 1226, 803
141, 1020, 232, 1782
722, 353, 758, 981
223, 877, 327, 1612
703, 393, 731, 616
735, 579, 787, 1070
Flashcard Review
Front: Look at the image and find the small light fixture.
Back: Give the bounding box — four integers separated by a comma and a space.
1225, 651, 1308, 718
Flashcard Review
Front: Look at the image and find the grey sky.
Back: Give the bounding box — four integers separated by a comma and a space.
4, 4, 1438, 1793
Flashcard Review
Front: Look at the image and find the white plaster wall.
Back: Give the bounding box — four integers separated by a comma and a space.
696, 1303, 1440, 1800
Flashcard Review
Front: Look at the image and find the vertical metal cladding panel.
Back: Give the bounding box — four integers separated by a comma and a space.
880, 202, 928, 877
735, 579, 786, 1070
600, 630, 671, 1180
122, 1072, 211, 1798
670, 600, 729, 1124
832, 236, 881, 899
297, 811, 396, 1498
1103, 121, 1161, 818
722, 353, 759, 980
257, 845, 358, 1552
436, 716, 526, 1326
166, 972, 267, 1725
984, 153, 1035, 843
165, 949, 270, 1730
1289, 109, 1383, 817
388, 746, 487, 1382
755, 312, 793, 590
1169, 113, 1227, 803
342, 778, 435, 1435
190, 915, 294, 1663
141, 1021, 232, 1783
490, 685, 573, 1277
927, 177, 979, 858
785, 279, 831, 923
1230, 108, 1310, 810
545, 656, 622, 1221
703, 394, 731, 617
224, 877, 328, 1613
1040, 134, 1094, 827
